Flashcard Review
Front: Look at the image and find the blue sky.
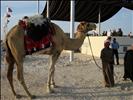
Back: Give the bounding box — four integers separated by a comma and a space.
1, 1, 133, 40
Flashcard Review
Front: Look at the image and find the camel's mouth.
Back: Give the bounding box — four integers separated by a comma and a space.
87, 23, 96, 31
76, 22, 96, 34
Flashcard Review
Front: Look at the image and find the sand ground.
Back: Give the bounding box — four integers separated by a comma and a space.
1, 51, 133, 100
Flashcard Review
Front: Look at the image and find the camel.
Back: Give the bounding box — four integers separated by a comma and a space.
4, 15, 96, 99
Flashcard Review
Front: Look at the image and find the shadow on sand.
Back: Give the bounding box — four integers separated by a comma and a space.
34, 82, 133, 100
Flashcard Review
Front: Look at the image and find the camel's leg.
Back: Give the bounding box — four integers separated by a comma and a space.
16, 62, 33, 99
46, 51, 61, 93
7, 38, 34, 99
5, 54, 16, 97
50, 66, 56, 88
50, 52, 61, 88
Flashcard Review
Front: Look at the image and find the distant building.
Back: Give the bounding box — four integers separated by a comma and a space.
81, 36, 133, 58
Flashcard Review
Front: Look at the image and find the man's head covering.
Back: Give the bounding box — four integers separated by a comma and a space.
107, 36, 111, 41
104, 40, 110, 48
113, 38, 116, 41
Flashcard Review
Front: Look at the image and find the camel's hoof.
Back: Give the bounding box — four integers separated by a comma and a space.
46, 89, 55, 94
32, 95, 36, 99
50, 84, 57, 88
29, 95, 36, 100
15, 94, 22, 99
51, 84, 58, 88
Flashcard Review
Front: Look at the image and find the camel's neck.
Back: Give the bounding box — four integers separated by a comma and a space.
63, 32, 86, 50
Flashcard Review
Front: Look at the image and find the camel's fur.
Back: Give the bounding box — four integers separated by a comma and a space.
4, 21, 96, 99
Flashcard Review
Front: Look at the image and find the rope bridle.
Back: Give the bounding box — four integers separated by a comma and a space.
87, 36, 102, 70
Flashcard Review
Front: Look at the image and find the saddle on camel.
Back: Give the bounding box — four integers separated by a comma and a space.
19, 15, 54, 55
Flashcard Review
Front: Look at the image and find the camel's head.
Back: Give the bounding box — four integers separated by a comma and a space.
77, 22, 96, 34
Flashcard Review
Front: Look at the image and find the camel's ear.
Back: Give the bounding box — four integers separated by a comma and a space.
88, 23, 96, 30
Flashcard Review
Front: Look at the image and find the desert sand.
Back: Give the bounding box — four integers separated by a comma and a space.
1, 50, 133, 100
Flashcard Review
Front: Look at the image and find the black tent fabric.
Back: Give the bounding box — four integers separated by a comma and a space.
41, 0, 133, 23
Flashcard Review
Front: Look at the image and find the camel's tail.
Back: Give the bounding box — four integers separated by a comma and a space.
4, 39, 14, 61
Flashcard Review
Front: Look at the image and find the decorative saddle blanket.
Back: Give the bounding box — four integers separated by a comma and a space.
19, 15, 54, 55
24, 33, 52, 55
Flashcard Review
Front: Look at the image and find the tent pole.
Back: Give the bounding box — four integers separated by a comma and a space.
47, 0, 49, 18
98, 5, 101, 35
37, 0, 39, 14
70, 0, 75, 62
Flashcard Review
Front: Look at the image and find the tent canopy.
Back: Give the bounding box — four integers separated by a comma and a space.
42, 0, 133, 23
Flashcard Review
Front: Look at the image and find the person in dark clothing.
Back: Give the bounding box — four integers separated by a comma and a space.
123, 44, 133, 82
111, 38, 119, 65
100, 40, 114, 87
